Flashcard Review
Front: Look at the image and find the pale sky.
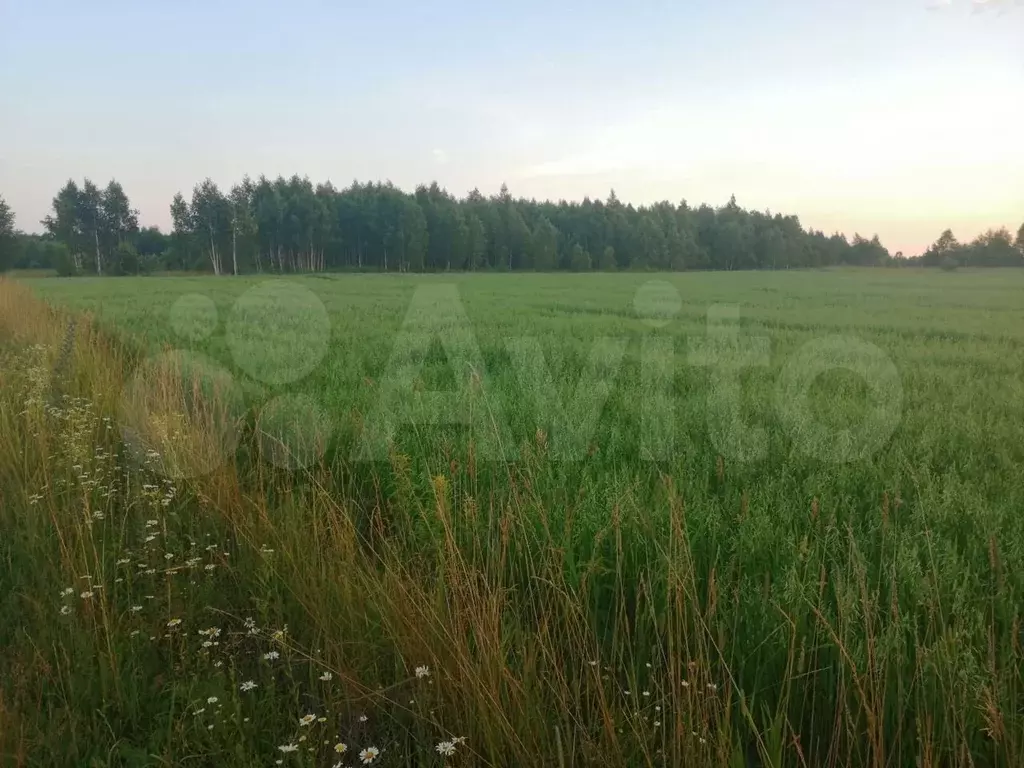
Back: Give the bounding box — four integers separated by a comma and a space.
1, 0, 1022, 255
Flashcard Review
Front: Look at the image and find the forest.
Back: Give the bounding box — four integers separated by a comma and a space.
1, 177, 1022, 275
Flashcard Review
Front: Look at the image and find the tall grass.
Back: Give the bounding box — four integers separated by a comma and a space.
1, 275, 1022, 767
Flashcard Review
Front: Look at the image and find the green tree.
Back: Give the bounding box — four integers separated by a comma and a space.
569, 243, 591, 271
43, 180, 86, 272
531, 217, 558, 271
78, 179, 106, 274
466, 212, 486, 271
102, 180, 138, 251
401, 198, 428, 272
110, 241, 140, 275
598, 245, 616, 271
0, 194, 15, 272
189, 179, 231, 274
230, 178, 257, 275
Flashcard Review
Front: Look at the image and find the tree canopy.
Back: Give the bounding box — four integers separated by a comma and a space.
1, 179, 1021, 275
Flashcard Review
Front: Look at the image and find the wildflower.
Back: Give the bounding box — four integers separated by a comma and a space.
239, 681, 257, 692
359, 746, 380, 763
334, 743, 348, 754
435, 741, 456, 756
317, 717, 327, 723
706, 683, 717, 692
642, 690, 651, 697
60, 605, 72, 615
358, 714, 368, 722
623, 690, 631, 696
319, 671, 333, 681
278, 744, 299, 753
198, 627, 222, 638
213, 661, 223, 668
654, 720, 661, 727
298, 714, 316, 726
164, 553, 174, 560
415, 665, 430, 679
130, 605, 142, 613
61, 587, 74, 596
145, 535, 156, 543
204, 564, 216, 572
588, 660, 597, 666
202, 641, 213, 648
263, 651, 280, 661
130, 630, 141, 637
681, 680, 689, 688
453, 737, 467, 745
194, 708, 205, 715
207, 696, 218, 704
80, 591, 93, 600
167, 618, 182, 628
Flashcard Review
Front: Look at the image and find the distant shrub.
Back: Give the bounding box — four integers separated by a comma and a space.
940, 255, 959, 271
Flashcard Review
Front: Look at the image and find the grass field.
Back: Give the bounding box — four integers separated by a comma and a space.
2, 269, 1024, 767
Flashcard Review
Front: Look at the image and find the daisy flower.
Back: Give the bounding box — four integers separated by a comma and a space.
298, 714, 316, 726
334, 743, 348, 754
435, 740, 456, 756
166, 618, 182, 628
239, 681, 257, 692
415, 665, 430, 679
278, 743, 299, 753
319, 671, 333, 681
359, 746, 380, 763
263, 651, 280, 661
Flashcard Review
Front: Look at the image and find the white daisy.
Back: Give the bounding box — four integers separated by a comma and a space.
359, 746, 380, 763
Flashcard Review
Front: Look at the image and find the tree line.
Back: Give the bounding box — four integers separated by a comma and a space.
1, 178, 1022, 274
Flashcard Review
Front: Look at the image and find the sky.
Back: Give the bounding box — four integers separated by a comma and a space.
1, 0, 1022, 256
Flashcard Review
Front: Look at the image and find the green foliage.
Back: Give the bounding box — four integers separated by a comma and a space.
110, 241, 141, 275
18, 176, 1024, 276
0, 193, 15, 272
569, 242, 592, 271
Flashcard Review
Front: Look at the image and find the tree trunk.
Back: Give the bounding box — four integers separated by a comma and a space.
232, 227, 238, 275
94, 228, 102, 275
209, 230, 220, 275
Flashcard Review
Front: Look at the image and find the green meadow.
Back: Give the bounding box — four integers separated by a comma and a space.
3, 268, 1024, 767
